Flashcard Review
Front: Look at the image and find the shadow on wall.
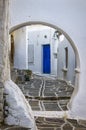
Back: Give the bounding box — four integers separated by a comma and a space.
57, 37, 76, 85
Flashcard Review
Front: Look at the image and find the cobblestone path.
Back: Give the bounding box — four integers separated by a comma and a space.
1, 75, 86, 130
35, 117, 86, 130
18, 74, 74, 111
1, 117, 86, 130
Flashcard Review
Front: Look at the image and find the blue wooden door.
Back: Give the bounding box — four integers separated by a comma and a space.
43, 44, 51, 73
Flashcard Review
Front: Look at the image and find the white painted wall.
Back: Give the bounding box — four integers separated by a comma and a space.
13, 25, 58, 75
57, 37, 75, 85
4, 80, 36, 129
9, 0, 86, 119
13, 27, 28, 69
27, 25, 58, 75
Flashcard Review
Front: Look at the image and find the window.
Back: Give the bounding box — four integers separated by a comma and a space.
53, 53, 57, 59
28, 44, 34, 63
65, 47, 68, 68
11, 35, 14, 64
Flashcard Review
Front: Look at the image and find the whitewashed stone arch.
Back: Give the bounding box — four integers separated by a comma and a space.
9, 0, 86, 119
9, 21, 80, 111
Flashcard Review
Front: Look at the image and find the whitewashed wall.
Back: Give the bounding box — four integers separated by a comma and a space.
57, 38, 75, 85
9, 0, 86, 119
13, 25, 58, 75
27, 25, 58, 75
13, 27, 28, 69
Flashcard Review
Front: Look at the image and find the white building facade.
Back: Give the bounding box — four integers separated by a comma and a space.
13, 27, 28, 69
27, 25, 58, 75
13, 25, 59, 76
13, 25, 75, 85
57, 37, 75, 85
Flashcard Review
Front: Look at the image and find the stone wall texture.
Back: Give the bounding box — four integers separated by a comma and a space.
0, 0, 9, 124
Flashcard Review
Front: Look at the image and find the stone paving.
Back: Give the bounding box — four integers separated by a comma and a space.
16, 74, 86, 129
1, 74, 86, 129
1, 117, 86, 130
18, 74, 74, 111
35, 117, 86, 130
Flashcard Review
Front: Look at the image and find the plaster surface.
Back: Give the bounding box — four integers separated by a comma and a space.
13, 27, 28, 69
9, 0, 86, 119
4, 80, 36, 130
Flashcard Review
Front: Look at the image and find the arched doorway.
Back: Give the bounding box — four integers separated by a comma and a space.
9, 21, 80, 111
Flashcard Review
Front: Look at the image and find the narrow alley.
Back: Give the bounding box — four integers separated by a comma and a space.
18, 74, 74, 111
1, 0, 86, 129
2, 74, 86, 130
17, 74, 86, 130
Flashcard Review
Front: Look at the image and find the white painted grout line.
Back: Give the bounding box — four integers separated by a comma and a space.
33, 111, 69, 118
33, 110, 82, 120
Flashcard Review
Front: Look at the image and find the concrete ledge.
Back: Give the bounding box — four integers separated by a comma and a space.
75, 68, 80, 73
62, 68, 68, 72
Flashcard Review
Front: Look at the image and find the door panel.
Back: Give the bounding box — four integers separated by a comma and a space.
43, 44, 51, 73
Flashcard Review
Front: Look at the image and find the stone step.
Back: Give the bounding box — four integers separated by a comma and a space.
35, 117, 86, 130
3, 127, 31, 130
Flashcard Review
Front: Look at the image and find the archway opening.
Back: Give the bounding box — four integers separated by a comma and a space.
9, 22, 80, 113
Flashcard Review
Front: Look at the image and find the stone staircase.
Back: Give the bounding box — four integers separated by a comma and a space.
35, 117, 86, 130
7, 73, 86, 130
1, 118, 86, 130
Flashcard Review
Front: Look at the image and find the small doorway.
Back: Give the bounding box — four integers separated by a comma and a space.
43, 44, 51, 73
